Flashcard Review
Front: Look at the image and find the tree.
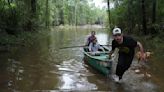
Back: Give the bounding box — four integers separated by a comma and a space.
107, 0, 111, 28
0, 0, 107, 33
45, 0, 49, 27
152, 0, 156, 23
141, 0, 147, 35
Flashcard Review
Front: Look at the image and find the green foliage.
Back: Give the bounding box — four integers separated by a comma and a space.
0, 0, 163, 36
0, 0, 106, 33
110, 0, 164, 36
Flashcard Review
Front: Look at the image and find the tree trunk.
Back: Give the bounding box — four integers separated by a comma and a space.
31, 0, 36, 14
59, 0, 64, 25
152, 0, 156, 23
141, 0, 147, 35
45, 0, 49, 27
107, 0, 111, 28
74, 0, 78, 26
26, 0, 37, 31
59, 9, 64, 25
127, 0, 132, 33
6, 0, 17, 35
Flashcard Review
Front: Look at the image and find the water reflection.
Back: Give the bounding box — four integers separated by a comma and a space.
57, 59, 97, 91
96, 33, 109, 45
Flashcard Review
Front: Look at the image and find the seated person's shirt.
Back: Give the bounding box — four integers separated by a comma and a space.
89, 42, 101, 52
86, 36, 96, 46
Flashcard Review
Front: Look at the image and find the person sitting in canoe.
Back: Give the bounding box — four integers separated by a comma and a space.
89, 38, 105, 55
85, 31, 97, 46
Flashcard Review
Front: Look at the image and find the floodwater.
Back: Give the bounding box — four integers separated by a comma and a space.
0, 28, 163, 92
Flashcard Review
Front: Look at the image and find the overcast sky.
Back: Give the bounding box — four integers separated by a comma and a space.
92, 0, 114, 9
92, 0, 106, 8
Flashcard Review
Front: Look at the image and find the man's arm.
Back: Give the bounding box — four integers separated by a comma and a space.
109, 50, 114, 58
88, 43, 92, 52
137, 41, 145, 61
137, 41, 144, 53
85, 37, 89, 46
109, 41, 116, 58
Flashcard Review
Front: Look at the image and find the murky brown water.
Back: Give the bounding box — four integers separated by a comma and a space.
0, 28, 163, 92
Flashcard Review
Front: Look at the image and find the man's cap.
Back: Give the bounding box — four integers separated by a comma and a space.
112, 28, 122, 35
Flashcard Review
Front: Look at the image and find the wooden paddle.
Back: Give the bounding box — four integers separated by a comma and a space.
60, 44, 111, 49
59, 45, 87, 49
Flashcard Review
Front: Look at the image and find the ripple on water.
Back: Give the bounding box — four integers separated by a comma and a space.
56, 58, 97, 91
58, 73, 97, 91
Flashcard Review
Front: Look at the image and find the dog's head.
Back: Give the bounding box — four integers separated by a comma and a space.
145, 52, 153, 58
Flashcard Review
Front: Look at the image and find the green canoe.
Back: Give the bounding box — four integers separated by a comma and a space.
83, 46, 113, 76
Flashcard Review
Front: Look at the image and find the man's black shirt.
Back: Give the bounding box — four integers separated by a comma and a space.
112, 36, 137, 56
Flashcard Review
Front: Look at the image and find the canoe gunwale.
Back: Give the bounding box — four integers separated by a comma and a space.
83, 47, 113, 75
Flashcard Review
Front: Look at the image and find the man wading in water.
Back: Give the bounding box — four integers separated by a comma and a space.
109, 27, 145, 82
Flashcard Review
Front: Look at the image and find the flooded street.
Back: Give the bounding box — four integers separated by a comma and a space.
0, 28, 163, 92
